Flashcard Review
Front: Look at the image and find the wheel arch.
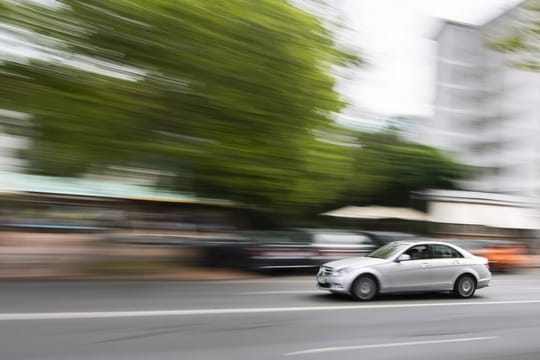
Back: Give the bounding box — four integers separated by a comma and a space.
349, 271, 381, 294
453, 269, 480, 285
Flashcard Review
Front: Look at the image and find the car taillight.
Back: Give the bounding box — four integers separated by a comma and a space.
484, 263, 490, 271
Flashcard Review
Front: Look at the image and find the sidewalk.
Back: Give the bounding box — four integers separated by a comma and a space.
0, 231, 253, 281
0, 265, 259, 281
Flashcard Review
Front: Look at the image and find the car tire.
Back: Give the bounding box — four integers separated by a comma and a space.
453, 274, 476, 299
351, 275, 378, 301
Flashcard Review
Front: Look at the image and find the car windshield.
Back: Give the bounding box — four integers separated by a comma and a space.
368, 242, 406, 259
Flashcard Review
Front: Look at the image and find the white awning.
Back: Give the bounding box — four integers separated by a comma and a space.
322, 206, 427, 221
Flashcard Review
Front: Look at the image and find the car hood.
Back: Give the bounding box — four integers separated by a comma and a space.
323, 256, 388, 269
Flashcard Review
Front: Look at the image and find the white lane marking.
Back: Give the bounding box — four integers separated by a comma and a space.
284, 336, 499, 356
1, 300, 540, 321
240, 291, 318, 295
218, 278, 314, 284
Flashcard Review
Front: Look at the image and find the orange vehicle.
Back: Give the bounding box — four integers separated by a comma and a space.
473, 241, 528, 271
451, 240, 528, 271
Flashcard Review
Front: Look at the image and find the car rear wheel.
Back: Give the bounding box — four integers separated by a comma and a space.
453, 274, 476, 298
351, 275, 377, 301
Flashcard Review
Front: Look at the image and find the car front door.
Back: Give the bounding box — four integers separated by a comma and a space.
381, 244, 432, 292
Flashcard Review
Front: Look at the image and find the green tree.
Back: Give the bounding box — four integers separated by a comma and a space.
338, 130, 467, 207
0, 0, 358, 213
0, 1, 466, 221
490, 0, 540, 71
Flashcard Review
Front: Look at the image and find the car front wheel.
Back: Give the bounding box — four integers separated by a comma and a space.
351, 275, 378, 301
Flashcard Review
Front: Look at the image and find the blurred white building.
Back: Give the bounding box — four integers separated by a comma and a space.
431, 3, 540, 201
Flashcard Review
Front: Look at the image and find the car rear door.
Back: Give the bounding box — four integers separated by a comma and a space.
428, 244, 466, 291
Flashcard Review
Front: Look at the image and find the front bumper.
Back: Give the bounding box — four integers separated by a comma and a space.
316, 274, 350, 293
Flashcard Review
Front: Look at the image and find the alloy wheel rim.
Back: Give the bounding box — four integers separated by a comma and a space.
359, 279, 373, 296
460, 278, 473, 295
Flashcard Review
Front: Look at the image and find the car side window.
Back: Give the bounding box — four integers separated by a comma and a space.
431, 244, 463, 259
404, 245, 429, 260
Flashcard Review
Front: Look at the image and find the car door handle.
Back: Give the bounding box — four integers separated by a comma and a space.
453, 260, 460, 265
421, 263, 430, 268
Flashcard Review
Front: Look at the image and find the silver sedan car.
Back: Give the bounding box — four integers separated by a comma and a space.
317, 240, 491, 300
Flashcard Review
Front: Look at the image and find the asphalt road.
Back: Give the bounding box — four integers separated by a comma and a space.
2, 270, 540, 360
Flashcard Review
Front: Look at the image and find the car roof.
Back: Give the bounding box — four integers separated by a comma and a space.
360, 231, 416, 236
391, 239, 462, 247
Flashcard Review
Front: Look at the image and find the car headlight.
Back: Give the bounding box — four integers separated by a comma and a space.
333, 267, 353, 277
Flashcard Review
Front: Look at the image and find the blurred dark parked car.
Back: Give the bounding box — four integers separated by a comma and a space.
204, 231, 314, 271
309, 230, 410, 264
203, 229, 417, 272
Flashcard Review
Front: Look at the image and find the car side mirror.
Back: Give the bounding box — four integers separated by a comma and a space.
396, 254, 411, 262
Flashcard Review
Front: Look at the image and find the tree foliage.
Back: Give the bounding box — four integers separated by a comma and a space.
491, 0, 540, 71
338, 131, 468, 207
1, 0, 359, 209
0, 0, 465, 218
